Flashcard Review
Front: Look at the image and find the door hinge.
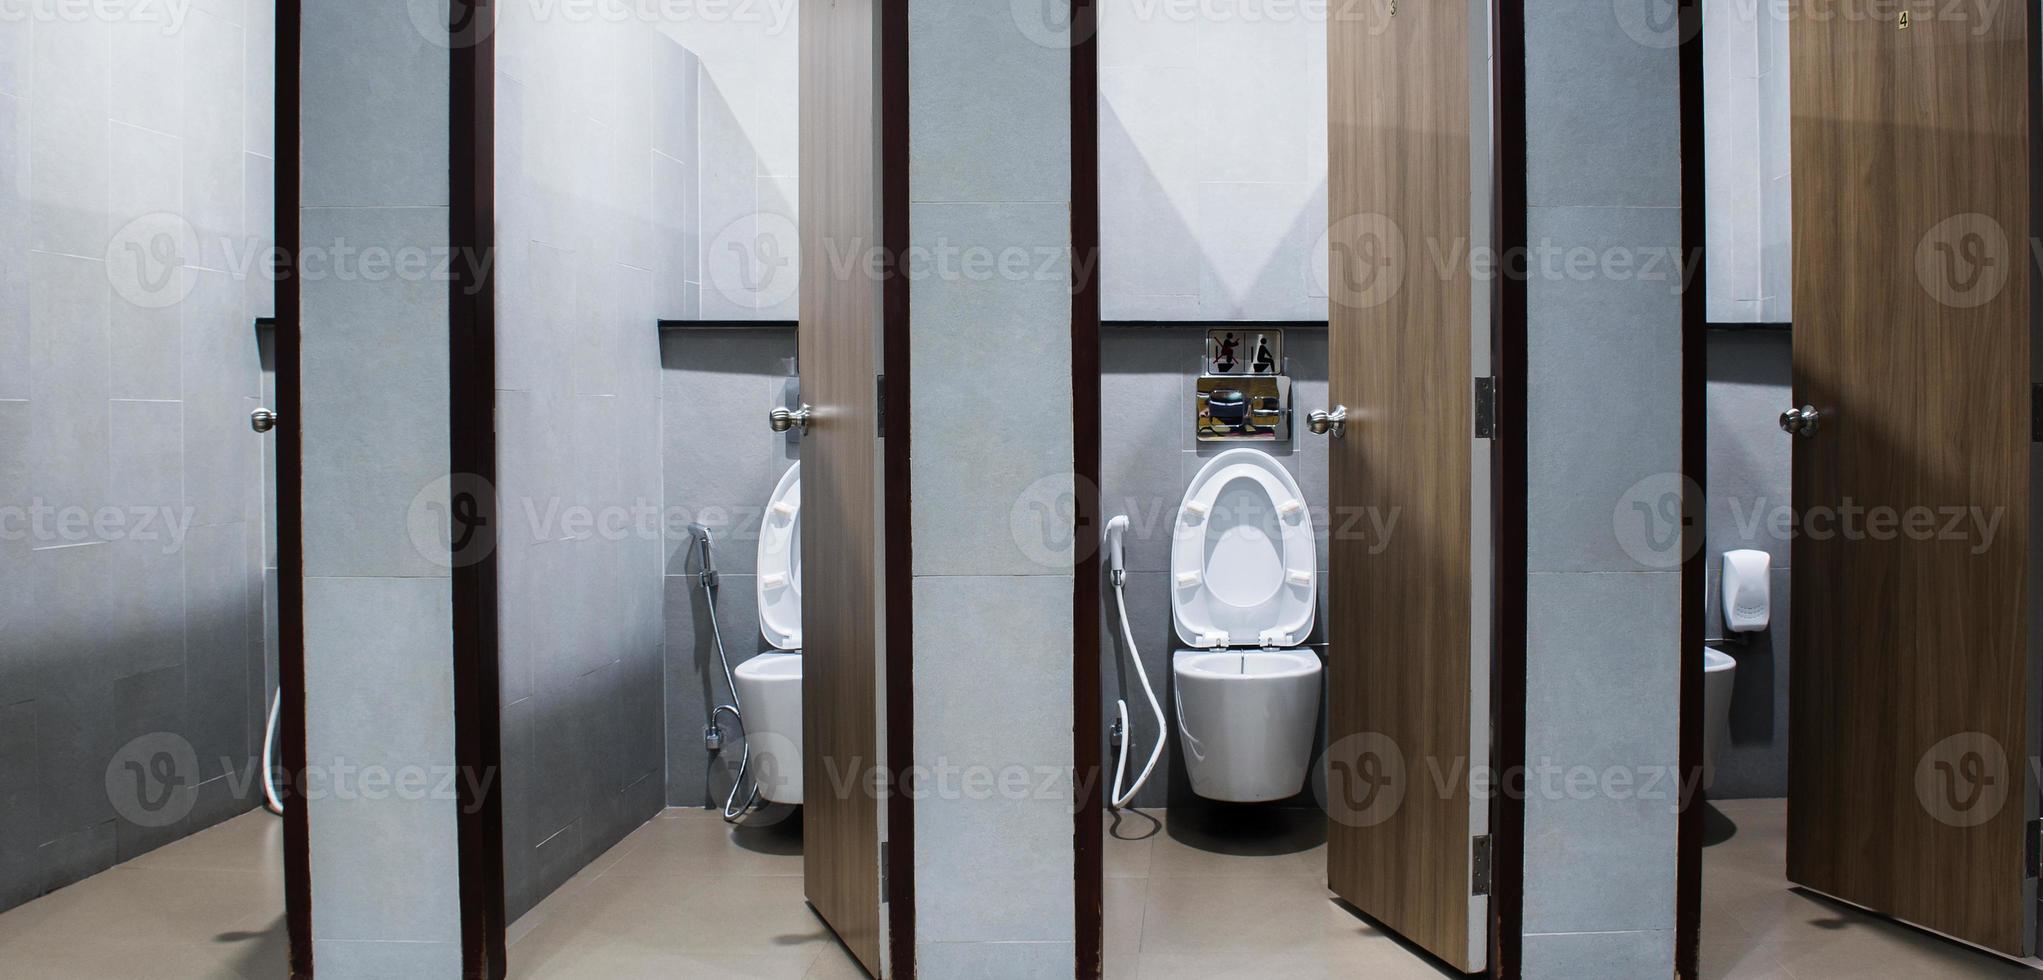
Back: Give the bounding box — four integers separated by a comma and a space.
1471, 834, 1493, 896
877, 374, 886, 438
2031, 384, 2042, 443
880, 839, 890, 902
2027, 819, 2041, 879
1474, 377, 1497, 439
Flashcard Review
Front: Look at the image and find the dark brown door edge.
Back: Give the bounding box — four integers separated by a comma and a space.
881, 0, 917, 974
276, 2, 312, 976
1071, 0, 1104, 976
1675, 0, 1706, 976
449, 2, 507, 978
1489, 1, 1527, 977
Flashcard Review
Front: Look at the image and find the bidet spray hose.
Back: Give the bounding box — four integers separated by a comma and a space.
1108, 519, 1165, 810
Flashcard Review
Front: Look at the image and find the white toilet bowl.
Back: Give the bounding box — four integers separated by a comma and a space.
733, 652, 803, 804
741, 462, 804, 805
1174, 649, 1322, 801
1167, 448, 1323, 802
1702, 647, 1737, 790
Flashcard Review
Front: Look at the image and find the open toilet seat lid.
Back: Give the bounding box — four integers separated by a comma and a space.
756, 462, 802, 651
1169, 447, 1317, 649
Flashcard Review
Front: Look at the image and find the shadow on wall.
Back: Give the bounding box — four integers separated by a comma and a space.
660, 328, 800, 809
1098, 99, 1329, 321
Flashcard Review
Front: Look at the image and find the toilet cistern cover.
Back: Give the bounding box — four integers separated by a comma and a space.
756, 462, 802, 650
1170, 447, 1317, 648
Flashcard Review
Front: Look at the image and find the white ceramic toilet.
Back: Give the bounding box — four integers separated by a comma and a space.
733, 462, 803, 804
1170, 447, 1323, 802
1702, 646, 1737, 791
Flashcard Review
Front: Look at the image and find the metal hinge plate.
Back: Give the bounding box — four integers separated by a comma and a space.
2031, 384, 2042, 443
877, 374, 886, 438
880, 840, 890, 902
1471, 834, 1493, 895
1474, 377, 1497, 439
2027, 819, 2040, 879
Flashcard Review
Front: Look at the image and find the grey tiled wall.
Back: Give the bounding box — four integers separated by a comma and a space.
1702, 330, 1791, 799
0, 0, 276, 914
493, 14, 680, 922
1097, 6, 1328, 321
1702, 0, 1791, 324
658, 327, 798, 809
1097, 325, 1331, 810
300, 2, 460, 974
649, 15, 797, 321
1521, 2, 1684, 974
908, 1, 1075, 970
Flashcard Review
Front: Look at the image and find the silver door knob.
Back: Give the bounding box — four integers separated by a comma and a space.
1778, 405, 1820, 437
250, 408, 280, 433
1306, 406, 1347, 437
769, 404, 813, 434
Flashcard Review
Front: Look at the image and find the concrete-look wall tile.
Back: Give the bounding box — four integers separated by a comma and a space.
310, 939, 464, 980
28, 14, 109, 258
112, 17, 182, 135
914, 575, 1075, 944
245, 0, 276, 159
909, 202, 1073, 577
1526, 205, 1683, 574
299, 205, 451, 578
107, 122, 186, 402
915, 941, 1076, 979
651, 149, 701, 320
244, 151, 276, 320
1098, 67, 1201, 314
695, 72, 759, 320
0, 93, 25, 401
1524, 571, 1679, 936
660, 330, 797, 577
0, 698, 38, 909
1523, 929, 1674, 980
492, 13, 669, 919
1195, 181, 1326, 321
300, 0, 448, 208
181, 8, 246, 273
753, 175, 798, 321
183, 522, 254, 781
1099, 328, 1194, 574
180, 268, 259, 529
0, 17, 25, 98
908, 1, 1068, 204
1098, 12, 1326, 322
1704, 331, 1791, 568
1190, 12, 1311, 185
28, 251, 111, 524
304, 575, 460, 945
1525, 0, 1680, 209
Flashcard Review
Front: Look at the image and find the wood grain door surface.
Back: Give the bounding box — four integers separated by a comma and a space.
1324, 0, 1487, 971
800, 0, 884, 973
1786, 2, 2033, 957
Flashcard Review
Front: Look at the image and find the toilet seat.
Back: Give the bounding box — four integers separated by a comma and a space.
756, 462, 802, 651
1170, 448, 1317, 649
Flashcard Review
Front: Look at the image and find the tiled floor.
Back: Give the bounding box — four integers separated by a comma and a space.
507, 806, 867, 979
1703, 797, 2040, 979
0, 810, 288, 978
1103, 807, 1460, 979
